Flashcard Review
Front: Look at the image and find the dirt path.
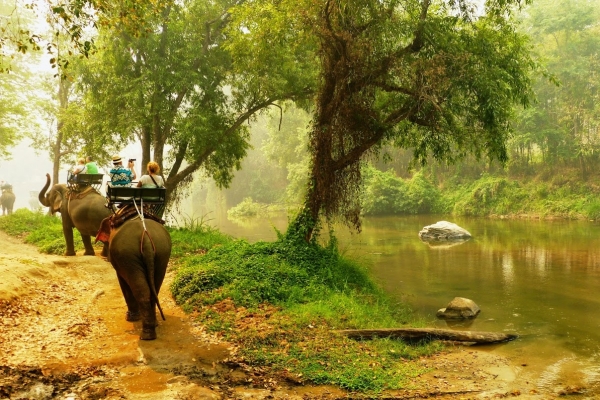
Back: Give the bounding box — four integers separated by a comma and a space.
0, 230, 588, 399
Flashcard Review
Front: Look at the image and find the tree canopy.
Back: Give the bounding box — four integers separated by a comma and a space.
3, 0, 541, 239
229, 0, 538, 240
68, 0, 316, 205
511, 0, 600, 176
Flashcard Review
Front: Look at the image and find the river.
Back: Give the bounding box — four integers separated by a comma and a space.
209, 212, 600, 384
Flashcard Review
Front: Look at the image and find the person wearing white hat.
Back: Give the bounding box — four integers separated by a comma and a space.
109, 155, 137, 186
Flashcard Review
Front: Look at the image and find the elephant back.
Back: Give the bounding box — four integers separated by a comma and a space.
109, 218, 172, 260
96, 205, 165, 243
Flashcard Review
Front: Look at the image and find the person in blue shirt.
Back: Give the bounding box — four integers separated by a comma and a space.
109, 155, 137, 186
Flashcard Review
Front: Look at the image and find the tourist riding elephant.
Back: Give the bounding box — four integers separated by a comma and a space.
38, 173, 111, 256
108, 217, 172, 340
1, 190, 15, 216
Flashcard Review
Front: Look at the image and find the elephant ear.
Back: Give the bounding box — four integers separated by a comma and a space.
51, 192, 63, 212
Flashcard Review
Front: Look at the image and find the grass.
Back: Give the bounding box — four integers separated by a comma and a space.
435, 173, 600, 220
170, 230, 442, 393
0, 209, 443, 395
0, 208, 91, 254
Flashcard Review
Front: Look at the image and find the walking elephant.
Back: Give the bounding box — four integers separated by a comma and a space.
108, 216, 172, 340
1, 190, 15, 215
38, 173, 112, 256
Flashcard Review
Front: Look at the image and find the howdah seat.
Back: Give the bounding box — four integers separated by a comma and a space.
106, 184, 166, 217
67, 173, 105, 192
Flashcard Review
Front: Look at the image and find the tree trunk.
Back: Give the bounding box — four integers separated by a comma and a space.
53, 73, 71, 185
334, 328, 518, 344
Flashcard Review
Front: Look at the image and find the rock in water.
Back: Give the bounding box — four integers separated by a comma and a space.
419, 221, 472, 242
437, 297, 481, 319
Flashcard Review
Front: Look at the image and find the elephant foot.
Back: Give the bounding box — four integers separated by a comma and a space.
83, 251, 96, 256
140, 325, 157, 340
64, 250, 76, 256
126, 311, 141, 322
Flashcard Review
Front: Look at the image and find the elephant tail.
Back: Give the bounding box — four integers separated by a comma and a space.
141, 230, 166, 321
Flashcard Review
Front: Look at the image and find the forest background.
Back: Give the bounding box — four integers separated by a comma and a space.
1, 0, 600, 224
1, 0, 600, 395
230, 0, 600, 223
213, 0, 600, 224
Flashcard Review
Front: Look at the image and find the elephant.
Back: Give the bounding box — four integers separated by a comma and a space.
1, 190, 16, 216
38, 173, 112, 256
108, 216, 172, 340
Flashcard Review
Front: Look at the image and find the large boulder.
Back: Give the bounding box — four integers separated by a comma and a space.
419, 221, 472, 242
436, 297, 481, 320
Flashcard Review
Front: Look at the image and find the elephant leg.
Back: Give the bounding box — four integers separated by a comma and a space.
116, 274, 141, 320
101, 242, 109, 258
138, 291, 158, 340
116, 271, 157, 339
129, 279, 157, 340
62, 224, 77, 256
81, 235, 96, 256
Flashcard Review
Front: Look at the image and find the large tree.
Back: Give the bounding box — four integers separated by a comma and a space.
230, 0, 538, 240
73, 0, 315, 206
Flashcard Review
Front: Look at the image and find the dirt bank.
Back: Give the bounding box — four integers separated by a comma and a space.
0, 230, 586, 399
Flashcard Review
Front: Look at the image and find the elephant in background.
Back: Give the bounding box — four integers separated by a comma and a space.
1, 190, 15, 215
38, 173, 112, 256
108, 217, 171, 340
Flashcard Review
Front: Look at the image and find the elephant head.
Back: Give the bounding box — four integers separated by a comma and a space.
38, 173, 67, 214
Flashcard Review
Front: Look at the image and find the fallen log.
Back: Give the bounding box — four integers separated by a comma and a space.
333, 328, 518, 344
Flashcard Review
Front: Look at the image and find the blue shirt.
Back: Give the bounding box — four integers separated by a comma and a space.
109, 166, 134, 186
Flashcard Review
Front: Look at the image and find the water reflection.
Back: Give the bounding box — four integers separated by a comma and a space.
209, 213, 600, 363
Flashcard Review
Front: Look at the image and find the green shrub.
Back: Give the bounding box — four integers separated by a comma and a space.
452, 176, 527, 216
227, 197, 264, 218
171, 236, 379, 309
0, 209, 87, 254
362, 167, 440, 215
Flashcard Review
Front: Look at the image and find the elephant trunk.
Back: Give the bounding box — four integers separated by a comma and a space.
38, 173, 51, 207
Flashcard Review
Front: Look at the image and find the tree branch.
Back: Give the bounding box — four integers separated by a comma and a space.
165, 97, 282, 189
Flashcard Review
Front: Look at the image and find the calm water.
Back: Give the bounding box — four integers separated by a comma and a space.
210, 213, 600, 368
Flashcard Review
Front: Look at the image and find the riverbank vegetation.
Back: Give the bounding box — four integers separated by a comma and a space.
221, 163, 600, 222
190, 0, 600, 226
0, 210, 442, 394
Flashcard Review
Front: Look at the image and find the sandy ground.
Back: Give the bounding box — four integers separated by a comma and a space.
0, 230, 594, 399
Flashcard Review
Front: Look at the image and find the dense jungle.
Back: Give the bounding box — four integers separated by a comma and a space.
2, 0, 600, 398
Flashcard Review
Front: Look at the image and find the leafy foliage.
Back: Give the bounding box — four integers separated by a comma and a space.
171, 234, 381, 309
226, 197, 264, 218
227, 0, 538, 239
511, 0, 600, 175
362, 166, 441, 215
0, 71, 25, 157
0, 209, 88, 254
169, 224, 231, 259
69, 0, 317, 208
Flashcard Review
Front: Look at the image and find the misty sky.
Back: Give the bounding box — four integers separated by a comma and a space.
0, 141, 143, 211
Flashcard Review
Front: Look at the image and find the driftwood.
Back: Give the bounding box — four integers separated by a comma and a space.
334, 328, 518, 344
